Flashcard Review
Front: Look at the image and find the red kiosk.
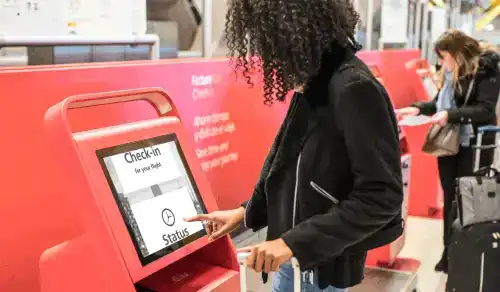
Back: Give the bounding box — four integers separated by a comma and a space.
403, 58, 443, 218
41, 88, 240, 292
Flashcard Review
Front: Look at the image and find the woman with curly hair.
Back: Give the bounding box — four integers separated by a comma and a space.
186, 0, 404, 290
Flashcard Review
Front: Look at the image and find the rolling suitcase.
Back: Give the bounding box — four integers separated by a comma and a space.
446, 220, 500, 292
237, 252, 301, 292
447, 125, 500, 292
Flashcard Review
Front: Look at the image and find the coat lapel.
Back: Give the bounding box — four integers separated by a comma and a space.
267, 96, 317, 178
266, 43, 355, 180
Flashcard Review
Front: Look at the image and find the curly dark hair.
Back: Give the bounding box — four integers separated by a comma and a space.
225, 0, 361, 104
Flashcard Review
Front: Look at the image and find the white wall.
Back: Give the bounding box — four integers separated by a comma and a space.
189, 0, 229, 55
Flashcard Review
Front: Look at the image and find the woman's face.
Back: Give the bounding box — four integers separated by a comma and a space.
438, 50, 456, 71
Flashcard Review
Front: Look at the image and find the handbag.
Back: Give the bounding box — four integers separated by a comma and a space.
422, 79, 475, 157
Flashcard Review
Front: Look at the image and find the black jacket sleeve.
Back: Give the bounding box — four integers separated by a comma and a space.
411, 94, 438, 116
281, 78, 403, 270
243, 100, 292, 229
242, 155, 271, 230
447, 76, 499, 124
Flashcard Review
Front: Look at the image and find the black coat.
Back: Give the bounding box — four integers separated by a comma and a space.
413, 51, 500, 143
243, 44, 404, 289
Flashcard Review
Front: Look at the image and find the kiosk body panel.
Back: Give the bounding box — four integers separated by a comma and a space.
402, 59, 442, 218
43, 89, 239, 292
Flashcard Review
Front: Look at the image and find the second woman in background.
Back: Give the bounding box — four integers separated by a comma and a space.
398, 30, 500, 273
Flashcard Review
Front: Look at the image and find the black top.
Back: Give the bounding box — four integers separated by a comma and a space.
243, 44, 403, 289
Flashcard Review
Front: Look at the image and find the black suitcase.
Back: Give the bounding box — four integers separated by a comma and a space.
447, 220, 500, 292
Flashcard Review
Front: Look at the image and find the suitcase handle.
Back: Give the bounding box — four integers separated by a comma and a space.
474, 125, 500, 172
478, 125, 500, 134
474, 166, 499, 177
237, 252, 301, 292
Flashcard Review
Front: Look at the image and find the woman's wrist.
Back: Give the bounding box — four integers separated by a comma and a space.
236, 206, 245, 223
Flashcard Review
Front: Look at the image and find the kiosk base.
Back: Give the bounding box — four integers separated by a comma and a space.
351, 267, 418, 292
352, 258, 420, 292
136, 237, 240, 292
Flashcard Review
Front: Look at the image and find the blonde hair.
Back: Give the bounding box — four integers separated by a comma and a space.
435, 29, 482, 94
479, 40, 498, 52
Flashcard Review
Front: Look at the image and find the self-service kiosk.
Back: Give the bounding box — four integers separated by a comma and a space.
407, 58, 439, 103
403, 58, 443, 218
41, 88, 240, 292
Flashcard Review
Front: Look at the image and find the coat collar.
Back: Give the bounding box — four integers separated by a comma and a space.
267, 43, 356, 178
477, 50, 500, 78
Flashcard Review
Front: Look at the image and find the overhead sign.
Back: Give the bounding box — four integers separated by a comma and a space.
0, 0, 146, 36
381, 0, 409, 43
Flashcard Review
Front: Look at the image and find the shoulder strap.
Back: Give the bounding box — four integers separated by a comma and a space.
462, 78, 475, 107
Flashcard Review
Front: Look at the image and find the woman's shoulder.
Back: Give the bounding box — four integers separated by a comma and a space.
328, 56, 380, 89
477, 50, 500, 78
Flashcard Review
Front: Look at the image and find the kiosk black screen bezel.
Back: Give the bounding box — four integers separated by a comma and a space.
96, 133, 208, 266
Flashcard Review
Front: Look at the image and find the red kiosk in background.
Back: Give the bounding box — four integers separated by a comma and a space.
402, 58, 443, 218
368, 64, 384, 84
42, 88, 239, 292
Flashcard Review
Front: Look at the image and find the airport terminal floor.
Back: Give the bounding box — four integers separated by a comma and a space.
236, 217, 447, 292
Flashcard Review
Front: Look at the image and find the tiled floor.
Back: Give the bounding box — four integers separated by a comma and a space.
234, 216, 448, 292
398, 217, 447, 292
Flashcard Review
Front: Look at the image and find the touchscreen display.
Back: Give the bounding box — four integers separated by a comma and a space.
422, 77, 438, 99
97, 134, 207, 266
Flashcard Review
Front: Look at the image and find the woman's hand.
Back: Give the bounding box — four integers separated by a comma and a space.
431, 111, 449, 126
184, 207, 245, 242
395, 107, 420, 118
236, 239, 294, 273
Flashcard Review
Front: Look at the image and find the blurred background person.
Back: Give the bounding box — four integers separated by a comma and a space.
397, 29, 500, 274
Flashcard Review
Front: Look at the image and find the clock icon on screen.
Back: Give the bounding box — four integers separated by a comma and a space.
161, 208, 176, 227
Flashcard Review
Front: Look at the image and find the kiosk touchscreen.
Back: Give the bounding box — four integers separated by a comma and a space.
97, 134, 208, 266
41, 89, 239, 292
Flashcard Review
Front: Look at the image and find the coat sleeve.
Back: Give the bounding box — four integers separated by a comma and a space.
281, 78, 403, 270
447, 76, 500, 124
243, 101, 292, 230
242, 146, 273, 230
411, 93, 438, 116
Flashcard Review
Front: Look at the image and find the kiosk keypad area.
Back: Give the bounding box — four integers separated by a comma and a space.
41, 90, 239, 292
